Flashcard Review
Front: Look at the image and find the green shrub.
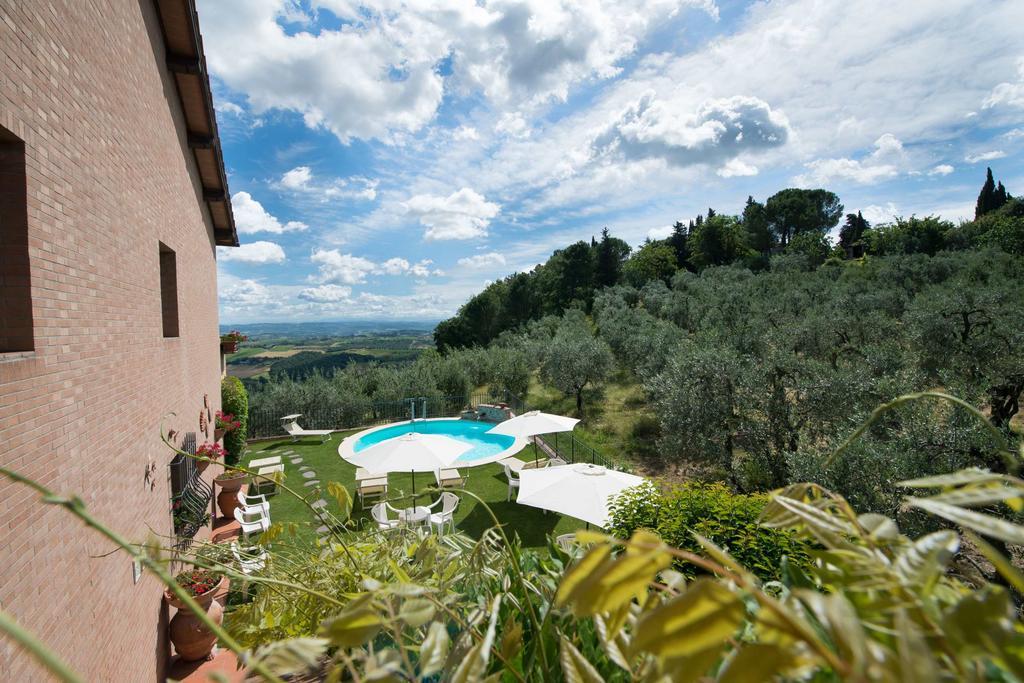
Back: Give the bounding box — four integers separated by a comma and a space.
221, 375, 248, 466
607, 481, 809, 580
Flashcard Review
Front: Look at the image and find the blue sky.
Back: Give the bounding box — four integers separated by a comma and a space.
200, 0, 1024, 323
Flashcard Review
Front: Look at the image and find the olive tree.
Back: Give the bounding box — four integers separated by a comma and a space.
540, 312, 614, 417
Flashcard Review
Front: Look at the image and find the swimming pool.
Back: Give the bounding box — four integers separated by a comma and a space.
339, 418, 528, 466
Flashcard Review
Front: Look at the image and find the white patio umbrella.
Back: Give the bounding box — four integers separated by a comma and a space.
346, 432, 472, 495
487, 410, 580, 464
517, 463, 645, 527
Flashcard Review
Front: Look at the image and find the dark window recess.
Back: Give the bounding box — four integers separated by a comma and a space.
0, 127, 33, 353
159, 242, 179, 337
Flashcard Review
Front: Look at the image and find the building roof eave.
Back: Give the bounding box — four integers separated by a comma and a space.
154, 0, 238, 247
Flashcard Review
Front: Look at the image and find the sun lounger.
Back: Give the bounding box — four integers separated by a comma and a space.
249, 455, 282, 469
280, 414, 334, 443
434, 468, 466, 488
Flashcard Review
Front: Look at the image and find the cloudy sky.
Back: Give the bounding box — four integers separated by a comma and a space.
202, 0, 1024, 323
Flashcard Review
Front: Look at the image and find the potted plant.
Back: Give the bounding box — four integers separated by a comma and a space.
214, 468, 249, 518
193, 442, 226, 474
219, 330, 248, 354
165, 568, 227, 661
213, 410, 240, 442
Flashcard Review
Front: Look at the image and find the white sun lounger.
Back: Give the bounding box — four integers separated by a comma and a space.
280, 414, 334, 443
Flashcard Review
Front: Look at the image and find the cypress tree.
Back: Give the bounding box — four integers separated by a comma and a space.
995, 181, 1009, 211
669, 221, 689, 268
976, 167, 997, 218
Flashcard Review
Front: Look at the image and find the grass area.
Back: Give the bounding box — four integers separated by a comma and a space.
523, 371, 649, 468
242, 435, 580, 549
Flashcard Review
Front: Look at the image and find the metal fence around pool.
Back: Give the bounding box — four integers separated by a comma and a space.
246, 390, 621, 471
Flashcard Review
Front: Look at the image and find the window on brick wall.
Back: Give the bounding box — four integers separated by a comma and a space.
0, 126, 33, 353
159, 242, 179, 338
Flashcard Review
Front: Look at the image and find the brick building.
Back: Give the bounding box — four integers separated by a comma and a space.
0, 1, 237, 679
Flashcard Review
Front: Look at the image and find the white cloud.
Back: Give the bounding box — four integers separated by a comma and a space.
928, 164, 954, 176
646, 224, 673, 239
310, 249, 442, 284
982, 56, 1024, 109
232, 191, 308, 234
860, 203, 900, 225
278, 167, 378, 201
796, 134, 904, 185
297, 284, 353, 303
218, 273, 275, 306
717, 158, 758, 177
379, 257, 410, 275
216, 100, 244, 116
280, 166, 313, 190
217, 240, 286, 264
310, 249, 379, 284
965, 150, 1006, 163
495, 112, 531, 139
405, 188, 501, 240
199, 0, 717, 143
457, 252, 507, 269
1003, 128, 1024, 140
594, 93, 790, 168
452, 125, 480, 141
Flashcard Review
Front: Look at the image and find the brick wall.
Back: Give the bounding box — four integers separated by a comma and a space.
0, 2, 225, 680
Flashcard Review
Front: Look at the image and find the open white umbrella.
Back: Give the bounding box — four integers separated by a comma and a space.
346, 432, 472, 494
487, 410, 580, 464
517, 463, 645, 527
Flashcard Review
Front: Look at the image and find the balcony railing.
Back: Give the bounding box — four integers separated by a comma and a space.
168, 431, 211, 550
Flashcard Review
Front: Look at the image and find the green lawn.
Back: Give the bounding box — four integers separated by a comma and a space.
242, 435, 581, 549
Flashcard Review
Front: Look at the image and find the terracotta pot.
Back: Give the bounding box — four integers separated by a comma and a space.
166, 577, 227, 661
196, 458, 209, 474
215, 475, 246, 518
220, 340, 238, 354
214, 427, 226, 442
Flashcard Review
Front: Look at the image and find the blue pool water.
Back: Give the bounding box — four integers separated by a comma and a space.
353, 419, 515, 463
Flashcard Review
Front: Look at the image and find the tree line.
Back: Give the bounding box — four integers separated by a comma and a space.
434, 169, 1021, 351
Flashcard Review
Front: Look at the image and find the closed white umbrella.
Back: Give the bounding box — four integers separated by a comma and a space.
487, 410, 580, 464
517, 463, 645, 527
346, 432, 472, 494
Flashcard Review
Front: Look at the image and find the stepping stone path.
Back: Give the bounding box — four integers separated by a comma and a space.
253, 448, 334, 543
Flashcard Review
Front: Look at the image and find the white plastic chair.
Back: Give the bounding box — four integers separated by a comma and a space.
371, 503, 399, 531
427, 492, 459, 535
503, 463, 520, 501
556, 533, 577, 553
236, 489, 270, 515
233, 506, 270, 539
230, 541, 268, 597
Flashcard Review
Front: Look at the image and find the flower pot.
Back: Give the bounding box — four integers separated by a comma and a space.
220, 340, 238, 354
166, 577, 227, 661
196, 458, 209, 474
215, 475, 246, 518
214, 428, 226, 442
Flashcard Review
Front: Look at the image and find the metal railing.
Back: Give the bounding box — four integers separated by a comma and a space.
246, 392, 514, 439
168, 432, 211, 550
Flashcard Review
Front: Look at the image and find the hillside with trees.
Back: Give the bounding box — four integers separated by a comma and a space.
434, 169, 1022, 351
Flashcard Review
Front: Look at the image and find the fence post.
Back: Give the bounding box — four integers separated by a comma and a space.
571, 437, 575, 464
